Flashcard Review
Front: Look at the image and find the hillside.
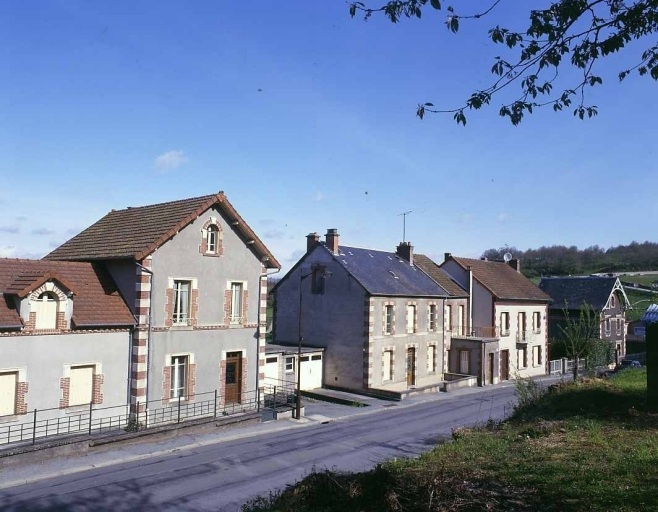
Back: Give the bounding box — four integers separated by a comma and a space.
243, 371, 657, 512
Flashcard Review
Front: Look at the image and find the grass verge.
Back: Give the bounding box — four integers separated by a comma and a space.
243, 370, 658, 511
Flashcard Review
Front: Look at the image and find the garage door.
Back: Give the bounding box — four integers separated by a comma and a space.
299, 354, 323, 390
263, 356, 280, 386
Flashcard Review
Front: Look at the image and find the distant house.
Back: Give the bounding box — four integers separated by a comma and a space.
440, 254, 552, 384
538, 276, 629, 362
45, 192, 280, 411
0, 259, 134, 422
271, 230, 459, 396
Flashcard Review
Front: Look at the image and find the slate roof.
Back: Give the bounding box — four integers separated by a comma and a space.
45, 192, 280, 268
330, 245, 450, 297
0, 259, 135, 329
539, 276, 618, 311
446, 256, 551, 302
641, 304, 658, 325
414, 254, 468, 297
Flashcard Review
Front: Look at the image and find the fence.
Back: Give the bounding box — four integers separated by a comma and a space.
0, 387, 262, 448
549, 358, 586, 375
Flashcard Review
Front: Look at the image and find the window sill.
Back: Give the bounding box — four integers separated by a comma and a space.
203, 253, 221, 258
171, 324, 194, 331
65, 404, 90, 414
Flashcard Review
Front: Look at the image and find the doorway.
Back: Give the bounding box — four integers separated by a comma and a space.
489, 353, 495, 384
406, 347, 416, 386
225, 351, 242, 404
500, 350, 510, 381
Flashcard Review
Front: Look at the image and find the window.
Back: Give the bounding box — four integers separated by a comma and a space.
311, 267, 326, 294
533, 312, 541, 333
604, 318, 611, 336
500, 312, 510, 335
459, 350, 470, 374
384, 305, 394, 334
173, 280, 191, 325
230, 282, 243, 324
518, 348, 528, 369
533, 346, 542, 366
610, 295, 616, 308
616, 318, 623, 334
0, 372, 17, 416
457, 305, 465, 335
383, 350, 393, 381
427, 345, 436, 373
69, 365, 94, 406
170, 356, 188, 400
446, 305, 453, 331
285, 357, 295, 373
206, 225, 219, 253
406, 304, 417, 333
518, 312, 527, 336
35, 292, 58, 330
429, 304, 437, 332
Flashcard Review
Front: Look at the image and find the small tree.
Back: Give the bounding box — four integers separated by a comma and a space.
555, 301, 602, 381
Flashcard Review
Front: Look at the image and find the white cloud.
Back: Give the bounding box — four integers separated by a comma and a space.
154, 150, 189, 171
497, 212, 509, 222
0, 225, 19, 234
0, 245, 16, 257
315, 191, 324, 202
31, 228, 55, 235
264, 229, 285, 240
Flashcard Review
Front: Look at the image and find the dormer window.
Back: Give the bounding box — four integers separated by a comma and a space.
35, 292, 58, 330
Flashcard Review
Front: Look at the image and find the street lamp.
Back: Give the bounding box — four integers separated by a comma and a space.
296, 266, 331, 420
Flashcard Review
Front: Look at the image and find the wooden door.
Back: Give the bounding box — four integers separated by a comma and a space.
489, 353, 495, 384
406, 347, 416, 386
225, 352, 242, 404
500, 350, 510, 381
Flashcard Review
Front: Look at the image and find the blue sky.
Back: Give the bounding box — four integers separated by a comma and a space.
1, 1, 656, 272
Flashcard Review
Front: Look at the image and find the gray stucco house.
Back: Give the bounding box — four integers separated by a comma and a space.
271, 230, 460, 395
45, 191, 280, 412
0, 259, 134, 429
539, 276, 629, 362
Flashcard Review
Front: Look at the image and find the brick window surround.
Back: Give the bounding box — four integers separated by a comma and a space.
162, 354, 197, 405
27, 282, 69, 332
382, 346, 395, 381
199, 218, 224, 256
383, 301, 395, 335
59, 365, 104, 409
165, 278, 199, 328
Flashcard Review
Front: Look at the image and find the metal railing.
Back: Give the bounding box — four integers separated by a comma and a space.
0, 387, 261, 448
261, 378, 297, 411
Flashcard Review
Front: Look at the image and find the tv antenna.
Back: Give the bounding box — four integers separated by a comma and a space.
398, 210, 413, 242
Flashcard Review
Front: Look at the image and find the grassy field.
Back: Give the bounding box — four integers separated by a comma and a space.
620, 274, 658, 287
624, 287, 658, 322
243, 371, 658, 512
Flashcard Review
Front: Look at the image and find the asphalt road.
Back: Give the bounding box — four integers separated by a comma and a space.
0, 384, 519, 512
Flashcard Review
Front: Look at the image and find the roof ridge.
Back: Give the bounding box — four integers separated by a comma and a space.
109, 192, 220, 213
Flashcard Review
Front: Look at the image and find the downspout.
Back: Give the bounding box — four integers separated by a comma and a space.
467, 266, 473, 333
135, 261, 153, 410
259, 266, 281, 392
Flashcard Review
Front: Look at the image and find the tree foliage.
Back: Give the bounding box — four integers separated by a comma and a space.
482, 241, 658, 277
349, 0, 658, 124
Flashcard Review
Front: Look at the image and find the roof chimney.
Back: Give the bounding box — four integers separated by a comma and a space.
444, 252, 452, 263
306, 232, 320, 253
325, 228, 339, 255
508, 258, 521, 273
396, 242, 413, 266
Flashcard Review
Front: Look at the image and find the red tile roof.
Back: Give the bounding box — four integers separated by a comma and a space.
0, 259, 135, 329
446, 256, 551, 302
414, 254, 468, 297
45, 192, 280, 268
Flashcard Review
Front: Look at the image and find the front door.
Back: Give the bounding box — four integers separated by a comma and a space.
500, 350, 510, 381
489, 353, 495, 385
406, 347, 416, 386
225, 352, 242, 404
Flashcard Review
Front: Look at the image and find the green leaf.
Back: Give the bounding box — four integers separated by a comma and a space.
416, 105, 425, 120
424, 102, 434, 107
430, 0, 441, 10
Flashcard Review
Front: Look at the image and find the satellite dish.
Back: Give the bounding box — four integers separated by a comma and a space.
503, 252, 513, 263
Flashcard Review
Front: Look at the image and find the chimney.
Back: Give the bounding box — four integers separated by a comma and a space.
444, 252, 452, 263
396, 242, 413, 266
325, 228, 339, 254
306, 232, 320, 253
508, 258, 521, 273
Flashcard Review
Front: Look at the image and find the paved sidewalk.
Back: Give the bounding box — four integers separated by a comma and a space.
0, 374, 568, 491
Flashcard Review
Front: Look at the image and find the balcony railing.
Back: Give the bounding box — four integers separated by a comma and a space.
452, 326, 499, 339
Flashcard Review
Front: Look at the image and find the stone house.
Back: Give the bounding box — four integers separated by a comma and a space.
271, 230, 459, 396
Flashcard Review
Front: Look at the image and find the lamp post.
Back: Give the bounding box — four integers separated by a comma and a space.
296, 266, 330, 420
